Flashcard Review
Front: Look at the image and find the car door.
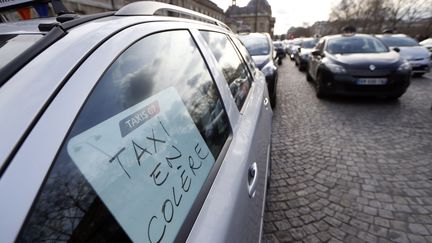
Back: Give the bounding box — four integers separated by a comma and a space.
187, 30, 272, 242
0, 22, 253, 243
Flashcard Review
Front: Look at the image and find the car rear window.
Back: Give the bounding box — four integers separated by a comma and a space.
17, 30, 230, 243
0, 34, 42, 70
379, 36, 419, 47
301, 39, 318, 48
238, 34, 270, 56
327, 36, 389, 54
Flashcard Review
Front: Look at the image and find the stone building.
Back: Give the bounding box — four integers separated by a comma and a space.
225, 0, 275, 37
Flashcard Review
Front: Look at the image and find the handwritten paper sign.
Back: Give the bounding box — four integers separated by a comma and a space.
67, 87, 215, 243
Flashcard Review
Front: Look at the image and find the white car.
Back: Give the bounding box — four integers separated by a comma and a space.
420, 38, 432, 52
377, 34, 431, 77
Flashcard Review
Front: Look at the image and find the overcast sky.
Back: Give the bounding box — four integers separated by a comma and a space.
213, 0, 338, 35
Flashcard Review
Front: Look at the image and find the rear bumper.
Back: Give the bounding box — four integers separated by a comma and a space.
321, 70, 410, 97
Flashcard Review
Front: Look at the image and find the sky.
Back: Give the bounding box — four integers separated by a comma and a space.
213, 0, 338, 35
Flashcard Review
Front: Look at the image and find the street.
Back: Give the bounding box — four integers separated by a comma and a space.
262, 59, 432, 243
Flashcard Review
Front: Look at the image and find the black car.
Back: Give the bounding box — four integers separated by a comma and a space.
273, 41, 286, 62
294, 37, 319, 71
307, 33, 411, 99
239, 33, 278, 107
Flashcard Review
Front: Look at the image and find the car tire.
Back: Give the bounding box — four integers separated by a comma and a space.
387, 93, 403, 100
306, 70, 313, 82
413, 73, 424, 78
266, 144, 272, 191
316, 73, 327, 99
294, 59, 298, 66
270, 85, 277, 108
277, 58, 282, 66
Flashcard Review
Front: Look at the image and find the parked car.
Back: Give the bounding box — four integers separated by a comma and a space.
294, 37, 319, 71
420, 38, 432, 52
239, 33, 278, 107
376, 34, 431, 77
307, 33, 411, 99
287, 38, 302, 60
0, 2, 273, 243
273, 41, 286, 60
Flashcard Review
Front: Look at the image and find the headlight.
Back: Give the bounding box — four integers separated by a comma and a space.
261, 61, 275, 76
398, 61, 411, 72
326, 63, 346, 73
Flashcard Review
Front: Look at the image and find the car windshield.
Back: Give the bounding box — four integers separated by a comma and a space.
301, 39, 318, 48
0, 34, 43, 70
327, 36, 389, 54
379, 36, 419, 47
292, 39, 301, 45
274, 42, 283, 48
239, 34, 270, 56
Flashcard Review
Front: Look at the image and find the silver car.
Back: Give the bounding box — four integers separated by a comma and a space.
420, 38, 432, 53
377, 34, 431, 77
0, 2, 272, 242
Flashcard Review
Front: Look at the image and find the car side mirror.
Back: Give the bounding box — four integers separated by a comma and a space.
311, 50, 321, 56
393, 47, 400, 52
297, 47, 301, 52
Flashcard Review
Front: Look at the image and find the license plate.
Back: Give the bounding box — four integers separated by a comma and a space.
356, 78, 387, 85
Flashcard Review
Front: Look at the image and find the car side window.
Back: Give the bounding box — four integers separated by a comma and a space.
230, 35, 257, 77
17, 30, 230, 243
200, 31, 252, 111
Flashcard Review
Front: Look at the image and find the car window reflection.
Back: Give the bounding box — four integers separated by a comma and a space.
201, 31, 252, 110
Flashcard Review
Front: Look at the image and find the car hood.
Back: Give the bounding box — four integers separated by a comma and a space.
394, 46, 430, 60
331, 52, 400, 69
252, 55, 271, 69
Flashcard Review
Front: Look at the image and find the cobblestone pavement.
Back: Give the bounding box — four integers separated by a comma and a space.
262, 59, 432, 243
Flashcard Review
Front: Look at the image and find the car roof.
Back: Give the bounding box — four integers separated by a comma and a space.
375, 33, 408, 38
0, 2, 231, 174
322, 33, 379, 41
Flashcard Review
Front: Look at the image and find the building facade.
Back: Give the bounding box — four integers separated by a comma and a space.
225, 0, 275, 37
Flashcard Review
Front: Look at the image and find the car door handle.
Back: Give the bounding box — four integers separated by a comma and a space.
247, 162, 258, 198
263, 98, 269, 107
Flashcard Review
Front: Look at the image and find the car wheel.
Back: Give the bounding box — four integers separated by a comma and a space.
306, 70, 313, 82
277, 58, 282, 66
413, 73, 424, 78
266, 145, 272, 191
387, 93, 403, 100
316, 73, 327, 99
294, 59, 298, 66
270, 85, 277, 108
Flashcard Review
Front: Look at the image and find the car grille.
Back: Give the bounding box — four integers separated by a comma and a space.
412, 65, 429, 71
348, 69, 393, 77
408, 58, 425, 61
